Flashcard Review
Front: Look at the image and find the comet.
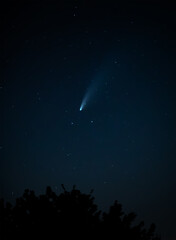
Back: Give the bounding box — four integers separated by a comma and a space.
79, 92, 89, 111
79, 58, 111, 111
79, 79, 98, 112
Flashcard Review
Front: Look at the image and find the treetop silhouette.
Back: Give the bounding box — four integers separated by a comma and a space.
0, 185, 160, 240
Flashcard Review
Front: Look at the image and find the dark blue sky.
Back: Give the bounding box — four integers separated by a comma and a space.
1, 1, 176, 239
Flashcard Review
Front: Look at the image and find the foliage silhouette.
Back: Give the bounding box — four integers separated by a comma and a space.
0, 185, 160, 240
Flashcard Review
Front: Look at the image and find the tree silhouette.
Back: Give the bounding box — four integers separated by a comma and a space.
0, 185, 160, 240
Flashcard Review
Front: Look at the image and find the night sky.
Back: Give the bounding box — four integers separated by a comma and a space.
1, 1, 176, 239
